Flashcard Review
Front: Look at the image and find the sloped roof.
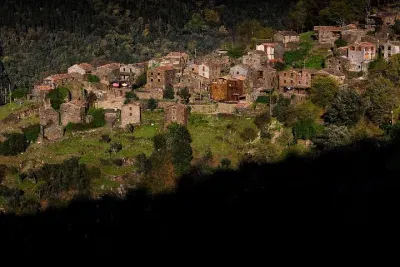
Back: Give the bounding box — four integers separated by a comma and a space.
77, 63, 94, 71
319, 68, 345, 77
165, 52, 188, 58
314, 26, 342, 32
97, 63, 121, 70
45, 73, 73, 81
277, 31, 299, 36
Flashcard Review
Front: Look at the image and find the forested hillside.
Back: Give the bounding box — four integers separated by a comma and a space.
0, 0, 294, 96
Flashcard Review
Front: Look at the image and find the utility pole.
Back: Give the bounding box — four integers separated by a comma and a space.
391, 110, 394, 126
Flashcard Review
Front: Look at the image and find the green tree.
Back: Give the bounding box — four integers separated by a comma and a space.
310, 76, 339, 109
178, 87, 191, 104
184, 13, 206, 32
227, 43, 245, 59
126, 91, 139, 101
364, 77, 398, 125
334, 38, 348, 48
135, 153, 150, 174
163, 85, 175, 99
325, 89, 364, 126
273, 96, 297, 126
164, 123, 193, 175
293, 119, 323, 140
240, 127, 258, 142
0, 133, 28, 156
313, 125, 351, 150
204, 9, 220, 24
147, 98, 157, 111
88, 108, 105, 128
254, 112, 272, 138
47, 87, 70, 110
220, 158, 231, 169
87, 74, 100, 83
108, 142, 122, 155
133, 72, 147, 89
11, 88, 29, 100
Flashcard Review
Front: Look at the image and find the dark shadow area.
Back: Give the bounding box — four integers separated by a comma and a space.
1, 137, 400, 251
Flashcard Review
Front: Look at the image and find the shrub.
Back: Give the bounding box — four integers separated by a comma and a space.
47, 87, 70, 110
108, 142, 122, 155
220, 158, 231, 169
88, 108, 105, 128
87, 74, 100, 83
11, 88, 29, 100
163, 85, 175, 99
126, 91, 139, 100
240, 127, 258, 142
334, 38, 348, 48
148, 98, 157, 111
293, 119, 323, 140
22, 124, 40, 143
0, 133, 28, 156
99, 134, 111, 143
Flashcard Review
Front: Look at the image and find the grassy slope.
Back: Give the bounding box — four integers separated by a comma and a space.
0, 106, 259, 193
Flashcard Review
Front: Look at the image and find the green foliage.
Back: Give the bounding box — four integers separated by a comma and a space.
163, 85, 175, 99
237, 19, 275, 45
240, 127, 258, 142
394, 20, 400, 35
334, 38, 348, 48
0, 164, 6, 183
108, 142, 122, 155
0, 133, 28, 156
147, 98, 158, 111
256, 96, 269, 103
274, 61, 286, 71
364, 77, 398, 125
87, 74, 100, 83
11, 88, 29, 100
293, 119, 323, 140
164, 123, 193, 174
184, 13, 206, 32
23, 157, 90, 199
23, 124, 41, 143
126, 91, 139, 100
325, 89, 364, 126
273, 96, 296, 126
133, 72, 147, 89
99, 134, 111, 143
313, 125, 351, 150
227, 43, 245, 59
47, 87, 70, 110
220, 158, 231, 169
88, 108, 105, 128
284, 49, 308, 67
135, 153, 150, 174
178, 87, 191, 104
310, 76, 339, 109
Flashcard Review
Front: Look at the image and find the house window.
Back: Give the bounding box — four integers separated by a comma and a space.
129, 107, 132, 111
290, 73, 293, 78
151, 72, 153, 75
172, 108, 177, 121
158, 79, 161, 82
129, 113, 132, 116
203, 66, 205, 71
158, 73, 160, 76
151, 78, 154, 82
284, 73, 287, 77
236, 71, 239, 75
284, 80, 287, 83
192, 68, 194, 71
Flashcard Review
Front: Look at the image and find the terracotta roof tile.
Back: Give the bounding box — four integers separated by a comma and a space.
77, 63, 94, 71
314, 26, 342, 32
45, 73, 73, 81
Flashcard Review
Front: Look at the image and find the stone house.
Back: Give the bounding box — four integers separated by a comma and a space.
256, 42, 285, 62
60, 100, 87, 126
325, 56, 351, 72
163, 52, 189, 70
313, 26, 342, 45
119, 63, 146, 84
230, 64, 253, 78
95, 63, 121, 83
39, 107, 63, 141
273, 31, 300, 47
197, 62, 221, 82
135, 88, 164, 100
43, 73, 78, 89
315, 68, 346, 85
380, 41, 400, 60
164, 103, 188, 128
242, 51, 268, 69
251, 66, 278, 91
68, 63, 94, 75
175, 73, 208, 94
347, 42, 376, 72
278, 69, 313, 91
31, 85, 54, 101
341, 29, 368, 44
210, 76, 244, 102
120, 103, 141, 128
147, 65, 176, 90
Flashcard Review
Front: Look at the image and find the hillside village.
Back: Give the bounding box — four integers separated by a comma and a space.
1, 3, 400, 211
23, 9, 400, 143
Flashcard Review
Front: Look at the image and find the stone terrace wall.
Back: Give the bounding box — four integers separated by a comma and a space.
189, 104, 217, 114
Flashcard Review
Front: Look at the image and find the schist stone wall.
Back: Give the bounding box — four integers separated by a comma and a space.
60, 102, 86, 126
120, 103, 141, 128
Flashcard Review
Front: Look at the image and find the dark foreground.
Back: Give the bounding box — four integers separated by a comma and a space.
1, 137, 400, 253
